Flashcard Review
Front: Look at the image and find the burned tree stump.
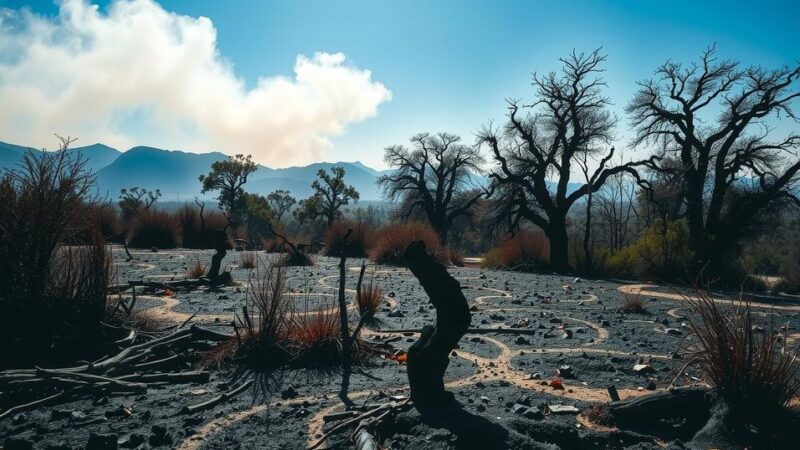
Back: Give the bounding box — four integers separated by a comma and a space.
209, 227, 228, 287
404, 240, 470, 411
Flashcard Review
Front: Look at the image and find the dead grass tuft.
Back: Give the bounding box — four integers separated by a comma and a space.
617, 291, 647, 314
356, 281, 383, 318
239, 251, 257, 269
324, 219, 372, 258
682, 288, 800, 417
186, 258, 207, 279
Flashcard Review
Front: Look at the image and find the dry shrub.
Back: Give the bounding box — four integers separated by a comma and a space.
0, 144, 113, 365
482, 230, 549, 271
81, 202, 122, 243
370, 222, 447, 266
186, 258, 207, 279
239, 251, 257, 269
448, 248, 465, 267
289, 309, 343, 366
226, 262, 294, 367
682, 288, 800, 417
119, 307, 169, 333
617, 291, 647, 314
128, 209, 180, 249
324, 219, 372, 257
356, 281, 383, 318
178, 204, 229, 249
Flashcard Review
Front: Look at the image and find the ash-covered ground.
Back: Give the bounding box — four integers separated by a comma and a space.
3, 247, 799, 449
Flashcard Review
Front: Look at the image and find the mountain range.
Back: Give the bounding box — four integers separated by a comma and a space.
0, 141, 391, 201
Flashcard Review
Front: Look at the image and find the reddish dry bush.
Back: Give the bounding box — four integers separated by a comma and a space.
186, 258, 207, 279
324, 219, 372, 257
127, 209, 180, 249
356, 281, 383, 318
682, 289, 800, 417
448, 248, 465, 267
370, 222, 448, 265
482, 231, 549, 270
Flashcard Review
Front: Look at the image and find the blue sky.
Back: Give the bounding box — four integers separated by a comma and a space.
1, 0, 798, 168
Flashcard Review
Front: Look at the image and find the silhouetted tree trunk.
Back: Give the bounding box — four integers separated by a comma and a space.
404, 240, 470, 411
209, 227, 228, 286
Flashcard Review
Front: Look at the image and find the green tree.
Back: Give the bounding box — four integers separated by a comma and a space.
266, 189, 296, 224
241, 192, 273, 243
294, 166, 359, 226
198, 154, 257, 226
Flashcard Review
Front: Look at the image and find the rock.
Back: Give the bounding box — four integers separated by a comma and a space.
149, 425, 172, 446
11, 413, 27, 425
561, 329, 573, 339
665, 328, 682, 336
281, 386, 299, 399
525, 408, 545, 420
646, 380, 657, 390
70, 411, 87, 421
633, 364, 655, 375
150, 246, 158, 252
87, 433, 118, 450
528, 372, 541, 380
574, 277, 581, 283
557, 365, 574, 378
549, 317, 562, 324
387, 310, 404, 318
118, 433, 146, 448
476, 404, 486, 412
516, 395, 532, 406
489, 313, 505, 321
4, 437, 34, 450
547, 404, 580, 414
600, 320, 611, 327
514, 336, 530, 345
388, 292, 396, 298
512, 404, 530, 415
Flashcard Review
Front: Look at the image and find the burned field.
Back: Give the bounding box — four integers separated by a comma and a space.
3, 247, 800, 450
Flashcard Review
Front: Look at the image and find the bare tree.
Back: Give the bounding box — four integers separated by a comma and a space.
478, 49, 653, 271
594, 168, 640, 251
627, 45, 800, 275
379, 133, 487, 244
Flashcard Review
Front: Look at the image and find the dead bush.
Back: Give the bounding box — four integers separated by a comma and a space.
617, 291, 647, 314
324, 219, 372, 257
356, 281, 383, 318
186, 258, 207, 279
239, 251, 257, 269
370, 222, 447, 266
127, 209, 180, 249
482, 230, 549, 271
682, 288, 800, 418
448, 248, 465, 267
0, 140, 113, 366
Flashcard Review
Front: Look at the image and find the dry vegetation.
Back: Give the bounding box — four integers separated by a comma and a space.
355, 280, 383, 318
239, 250, 257, 269
370, 222, 448, 265
186, 258, 207, 279
324, 219, 372, 258
482, 231, 549, 271
617, 291, 647, 314
127, 209, 180, 249
682, 289, 800, 418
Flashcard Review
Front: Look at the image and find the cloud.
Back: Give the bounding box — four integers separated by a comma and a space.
0, 0, 391, 166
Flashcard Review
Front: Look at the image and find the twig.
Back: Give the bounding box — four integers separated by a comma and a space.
180, 379, 253, 414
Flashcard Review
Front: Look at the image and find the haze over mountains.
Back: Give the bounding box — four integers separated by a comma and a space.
0, 141, 391, 201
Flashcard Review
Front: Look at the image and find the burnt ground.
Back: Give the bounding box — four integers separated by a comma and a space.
3, 247, 800, 449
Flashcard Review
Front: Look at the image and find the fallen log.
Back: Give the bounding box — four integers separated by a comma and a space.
609, 386, 712, 427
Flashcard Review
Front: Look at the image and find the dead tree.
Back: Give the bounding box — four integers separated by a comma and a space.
404, 240, 470, 411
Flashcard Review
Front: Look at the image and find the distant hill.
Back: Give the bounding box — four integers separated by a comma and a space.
0, 139, 388, 201
0, 141, 121, 174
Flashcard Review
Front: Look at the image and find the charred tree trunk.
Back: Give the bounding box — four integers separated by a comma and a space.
547, 216, 571, 273
209, 227, 228, 287
404, 240, 470, 412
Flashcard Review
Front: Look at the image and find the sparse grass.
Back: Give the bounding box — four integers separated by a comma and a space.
584, 404, 615, 427
617, 291, 647, 314
482, 230, 549, 271
128, 209, 180, 249
324, 219, 372, 257
289, 308, 343, 366
682, 288, 800, 418
356, 281, 383, 318
186, 258, 207, 279
370, 222, 448, 266
239, 251, 257, 269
